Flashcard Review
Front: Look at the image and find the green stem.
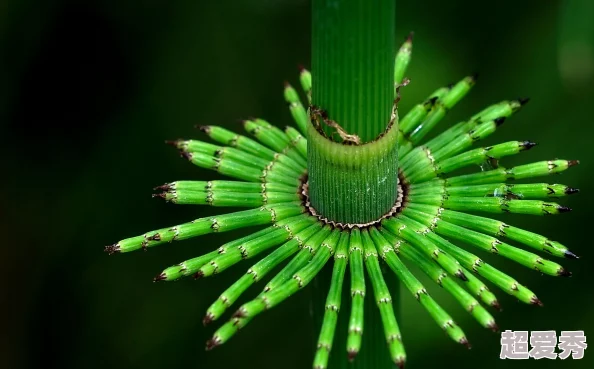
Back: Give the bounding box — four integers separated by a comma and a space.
312, 0, 395, 142
309, 1, 399, 368
308, 0, 397, 225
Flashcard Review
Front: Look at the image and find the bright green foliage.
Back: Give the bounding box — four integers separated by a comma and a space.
106, 35, 579, 369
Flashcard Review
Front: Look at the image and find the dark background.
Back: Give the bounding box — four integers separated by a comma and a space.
2, 0, 593, 368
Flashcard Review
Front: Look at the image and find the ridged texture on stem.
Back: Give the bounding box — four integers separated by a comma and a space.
311, 0, 395, 143
307, 122, 399, 224
310, 1, 399, 367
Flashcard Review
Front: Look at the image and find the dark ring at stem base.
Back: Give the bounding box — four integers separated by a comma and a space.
300, 171, 408, 229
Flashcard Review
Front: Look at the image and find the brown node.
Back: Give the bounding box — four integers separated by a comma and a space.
309, 105, 362, 145
394, 78, 410, 108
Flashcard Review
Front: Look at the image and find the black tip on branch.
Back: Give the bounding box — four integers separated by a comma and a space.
180, 151, 193, 161
153, 272, 166, 282
203, 313, 214, 326
564, 250, 579, 259
298, 64, 306, 72
519, 97, 531, 106
470, 72, 479, 82
557, 205, 572, 213
164, 140, 182, 148
406, 31, 414, 42
494, 117, 506, 126
104, 244, 120, 255
530, 296, 544, 307
568, 160, 580, 167
153, 183, 171, 191
564, 187, 580, 195
347, 350, 358, 362
395, 356, 406, 369
557, 268, 572, 277
459, 337, 472, 349
205, 338, 220, 351
520, 141, 538, 150
491, 300, 502, 312
152, 192, 166, 199
487, 321, 499, 333
196, 125, 211, 134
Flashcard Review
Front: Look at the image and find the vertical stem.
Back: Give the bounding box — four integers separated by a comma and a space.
309, 1, 400, 369
312, 0, 395, 142
308, 0, 398, 225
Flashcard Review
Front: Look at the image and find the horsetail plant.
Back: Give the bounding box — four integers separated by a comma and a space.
106, 1, 580, 368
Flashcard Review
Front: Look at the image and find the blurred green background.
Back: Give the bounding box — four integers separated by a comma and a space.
2, 0, 593, 368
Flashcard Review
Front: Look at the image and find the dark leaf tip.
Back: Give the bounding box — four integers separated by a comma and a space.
564, 187, 579, 195
459, 337, 472, 349
564, 250, 579, 259
494, 117, 506, 126
205, 338, 220, 351
487, 321, 499, 333
153, 183, 171, 191
530, 296, 544, 307
521, 141, 538, 150
197, 125, 211, 133
180, 151, 193, 161
203, 313, 214, 326
164, 140, 181, 148
104, 244, 120, 255
568, 160, 580, 167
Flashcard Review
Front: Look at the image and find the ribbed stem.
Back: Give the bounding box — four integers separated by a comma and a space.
310, 1, 399, 369
312, 0, 395, 142
308, 0, 398, 225
307, 123, 399, 225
